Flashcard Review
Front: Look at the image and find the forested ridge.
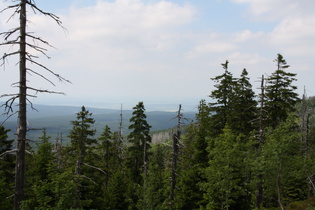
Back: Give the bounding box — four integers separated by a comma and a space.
1, 54, 315, 209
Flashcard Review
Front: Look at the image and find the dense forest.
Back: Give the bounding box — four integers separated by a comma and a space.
1, 54, 315, 209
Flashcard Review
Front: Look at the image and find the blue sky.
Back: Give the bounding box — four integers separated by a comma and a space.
0, 0, 314, 111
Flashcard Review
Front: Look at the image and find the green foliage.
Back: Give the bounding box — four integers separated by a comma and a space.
140, 144, 169, 210
230, 68, 257, 134
257, 115, 307, 208
0, 125, 14, 209
69, 106, 96, 150
202, 127, 252, 209
127, 102, 152, 184
3, 56, 315, 209
285, 196, 315, 210
68, 106, 97, 209
265, 54, 300, 128
208, 60, 237, 136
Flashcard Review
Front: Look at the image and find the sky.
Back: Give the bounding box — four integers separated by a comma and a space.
0, 0, 314, 111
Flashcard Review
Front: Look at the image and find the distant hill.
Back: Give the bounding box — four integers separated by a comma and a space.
0, 103, 196, 144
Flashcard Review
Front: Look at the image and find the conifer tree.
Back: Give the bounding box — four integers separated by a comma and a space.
230, 68, 257, 135
68, 106, 96, 209
22, 129, 56, 209
258, 115, 306, 208
126, 102, 151, 208
202, 127, 252, 209
265, 54, 299, 128
175, 100, 209, 209
127, 102, 151, 184
208, 60, 237, 136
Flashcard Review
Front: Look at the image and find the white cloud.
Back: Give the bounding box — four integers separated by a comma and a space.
269, 14, 315, 56
231, 0, 313, 21
24, 0, 197, 101
1, 0, 314, 108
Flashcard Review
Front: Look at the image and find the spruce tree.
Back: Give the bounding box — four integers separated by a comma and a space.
258, 115, 306, 208
22, 129, 56, 209
230, 68, 257, 135
208, 60, 237, 136
126, 102, 151, 208
68, 106, 96, 209
202, 127, 252, 209
127, 102, 151, 184
265, 54, 299, 128
175, 100, 209, 209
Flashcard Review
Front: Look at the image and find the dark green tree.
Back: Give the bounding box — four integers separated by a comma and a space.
175, 100, 209, 209
22, 129, 56, 209
230, 68, 257, 135
208, 60, 237, 136
125, 102, 151, 208
265, 54, 299, 128
68, 106, 96, 209
257, 115, 306, 208
202, 127, 252, 210
0, 126, 14, 209
95, 125, 128, 209
138, 144, 169, 210
127, 102, 152, 184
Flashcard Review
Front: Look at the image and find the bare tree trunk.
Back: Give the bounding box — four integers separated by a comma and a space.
170, 104, 182, 209
1, 1, 68, 209
276, 171, 284, 210
14, 1, 27, 209
255, 75, 265, 209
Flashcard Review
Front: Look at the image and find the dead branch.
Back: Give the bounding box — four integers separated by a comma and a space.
1, 51, 20, 66
0, 3, 20, 15
83, 162, 107, 175
26, 98, 38, 111
0, 149, 17, 157
27, 1, 63, 27
81, 175, 96, 184
6, 194, 14, 199
26, 86, 65, 95
1, 111, 18, 126
26, 68, 56, 86
25, 150, 33, 155
26, 33, 55, 49
0, 95, 19, 114
25, 58, 71, 83
0, 27, 20, 41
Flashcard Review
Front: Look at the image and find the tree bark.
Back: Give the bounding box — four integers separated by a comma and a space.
170, 104, 181, 208
14, 1, 27, 209
255, 75, 265, 209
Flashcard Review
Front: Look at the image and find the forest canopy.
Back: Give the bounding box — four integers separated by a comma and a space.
1, 54, 315, 209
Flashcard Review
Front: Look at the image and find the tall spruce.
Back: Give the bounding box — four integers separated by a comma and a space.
208, 60, 237, 136
68, 106, 96, 209
230, 68, 257, 135
127, 102, 151, 184
265, 54, 299, 128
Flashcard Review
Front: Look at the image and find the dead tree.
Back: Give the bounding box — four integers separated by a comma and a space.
0, 1, 69, 209
170, 104, 182, 208
300, 88, 314, 197
255, 75, 266, 208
